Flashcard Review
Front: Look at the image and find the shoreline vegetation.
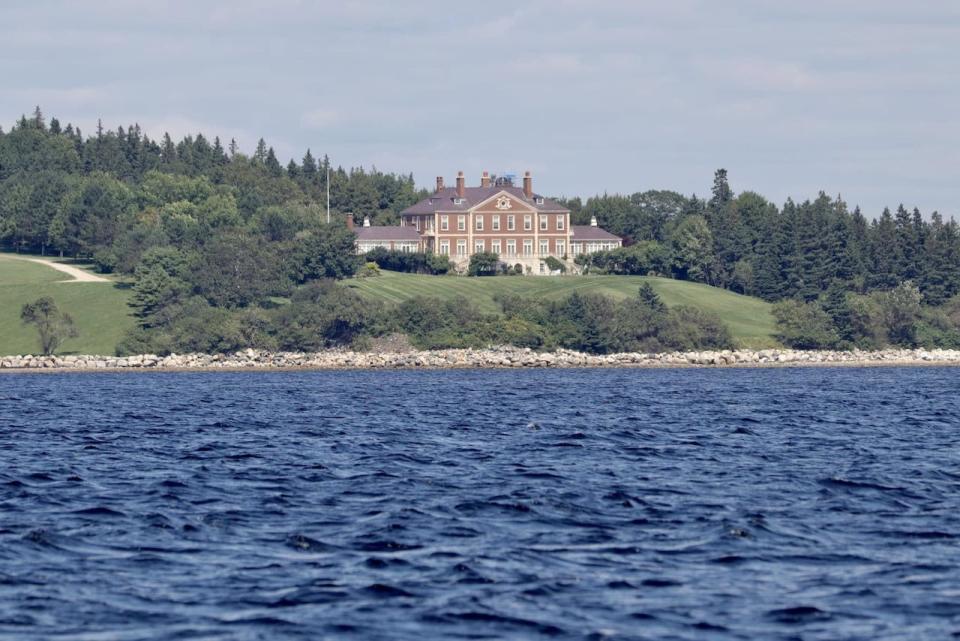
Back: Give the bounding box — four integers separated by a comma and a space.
2, 347, 959, 373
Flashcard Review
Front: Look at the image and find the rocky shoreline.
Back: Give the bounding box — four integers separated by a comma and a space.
2, 347, 960, 372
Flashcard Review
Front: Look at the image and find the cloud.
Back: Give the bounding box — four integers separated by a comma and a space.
513, 53, 588, 76
301, 109, 341, 130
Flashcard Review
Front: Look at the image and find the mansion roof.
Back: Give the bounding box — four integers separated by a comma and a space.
570, 225, 621, 241
355, 226, 422, 241
402, 186, 569, 215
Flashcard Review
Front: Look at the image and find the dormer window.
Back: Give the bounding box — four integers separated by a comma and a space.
535, 197, 544, 205
453, 197, 465, 205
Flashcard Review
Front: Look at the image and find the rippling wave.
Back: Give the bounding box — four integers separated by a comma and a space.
1, 367, 958, 640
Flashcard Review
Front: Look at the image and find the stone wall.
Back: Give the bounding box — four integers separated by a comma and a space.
2, 347, 960, 372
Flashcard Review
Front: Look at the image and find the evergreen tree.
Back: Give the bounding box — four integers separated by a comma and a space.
302, 149, 317, 181
32, 106, 45, 130
160, 133, 176, 166
253, 138, 268, 164
265, 147, 283, 177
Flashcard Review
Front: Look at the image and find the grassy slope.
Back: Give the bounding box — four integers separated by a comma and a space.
0, 254, 134, 356
345, 271, 778, 348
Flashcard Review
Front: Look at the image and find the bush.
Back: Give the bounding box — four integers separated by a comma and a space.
20, 297, 80, 355
772, 299, 840, 349
364, 248, 452, 275
272, 280, 376, 350
357, 262, 380, 278
468, 252, 500, 276
543, 256, 566, 273
92, 248, 118, 274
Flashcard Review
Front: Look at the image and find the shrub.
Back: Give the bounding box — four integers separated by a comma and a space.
92, 248, 118, 273
544, 256, 566, 273
357, 262, 380, 278
364, 248, 452, 275
468, 252, 500, 276
20, 297, 80, 355
772, 299, 840, 349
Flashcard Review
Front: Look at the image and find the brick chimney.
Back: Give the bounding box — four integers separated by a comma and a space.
523, 171, 532, 198
456, 171, 465, 198
480, 171, 490, 188
436, 176, 444, 192
346, 213, 354, 230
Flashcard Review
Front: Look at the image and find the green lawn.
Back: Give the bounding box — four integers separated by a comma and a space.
0, 254, 134, 356
345, 271, 779, 348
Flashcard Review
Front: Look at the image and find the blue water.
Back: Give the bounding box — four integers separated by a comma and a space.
1, 368, 959, 640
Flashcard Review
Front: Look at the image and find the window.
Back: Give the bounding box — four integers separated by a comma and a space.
523, 240, 533, 256
440, 215, 449, 231
457, 240, 467, 257
492, 240, 501, 254
492, 215, 500, 231
524, 215, 532, 231
556, 240, 565, 256
540, 216, 548, 231
475, 240, 485, 253
453, 197, 464, 205
506, 240, 516, 256
458, 215, 466, 231
476, 216, 483, 231
427, 218, 434, 230
540, 240, 549, 256
536, 197, 544, 205
556, 215, 564, 231
415, 217, 421, 231
507, 215, 515, 231
440, 241, 450, 255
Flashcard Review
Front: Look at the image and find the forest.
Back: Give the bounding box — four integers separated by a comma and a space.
2, 108, 959, 353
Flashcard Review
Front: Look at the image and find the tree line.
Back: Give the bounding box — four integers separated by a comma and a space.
3, 108, 959, 353
563, 170, 959, 306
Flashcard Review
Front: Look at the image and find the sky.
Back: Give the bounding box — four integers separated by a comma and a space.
1, 0, 958, 217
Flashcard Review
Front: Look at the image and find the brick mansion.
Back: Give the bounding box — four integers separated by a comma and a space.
353, 171, 621, 274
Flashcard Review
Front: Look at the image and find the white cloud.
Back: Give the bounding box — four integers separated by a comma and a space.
301, 109, 341, 130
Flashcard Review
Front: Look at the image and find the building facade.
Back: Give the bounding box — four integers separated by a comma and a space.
354, 171, 622, 274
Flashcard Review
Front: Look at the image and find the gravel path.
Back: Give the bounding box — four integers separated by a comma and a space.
4, 255, 111, 283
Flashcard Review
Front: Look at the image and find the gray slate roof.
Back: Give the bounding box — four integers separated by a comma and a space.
355, 226, 422, 241
401, 186, 569, 215
571, 225, 621, 241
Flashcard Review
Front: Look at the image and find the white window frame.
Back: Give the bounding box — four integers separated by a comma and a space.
556, 215, 564, 231
507, 240, 516, 256
523, 239, 533, 256
556, 240, 565, 256
524, 215, 532, 231
540, 216, 548, 231
475, 216, 483, 231
475, 239, 485, 253
456, 239, 467, 257
440, 241, 450, 255
492, 215, 500, 231
457, 215, 466, 231
440, 215, 448, 231
492, 240, 501, 254
507, 215, 515, 231
539, 240, 549, 256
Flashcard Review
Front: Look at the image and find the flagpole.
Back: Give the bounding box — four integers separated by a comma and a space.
326, 164, 331, 224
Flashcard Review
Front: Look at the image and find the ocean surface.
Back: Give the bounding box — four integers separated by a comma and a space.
1, 367, 958, 640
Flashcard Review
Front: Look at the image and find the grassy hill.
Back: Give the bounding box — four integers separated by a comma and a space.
0, 254, 134, 356
0, 256, 778, 354
345, 271, 778, 348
